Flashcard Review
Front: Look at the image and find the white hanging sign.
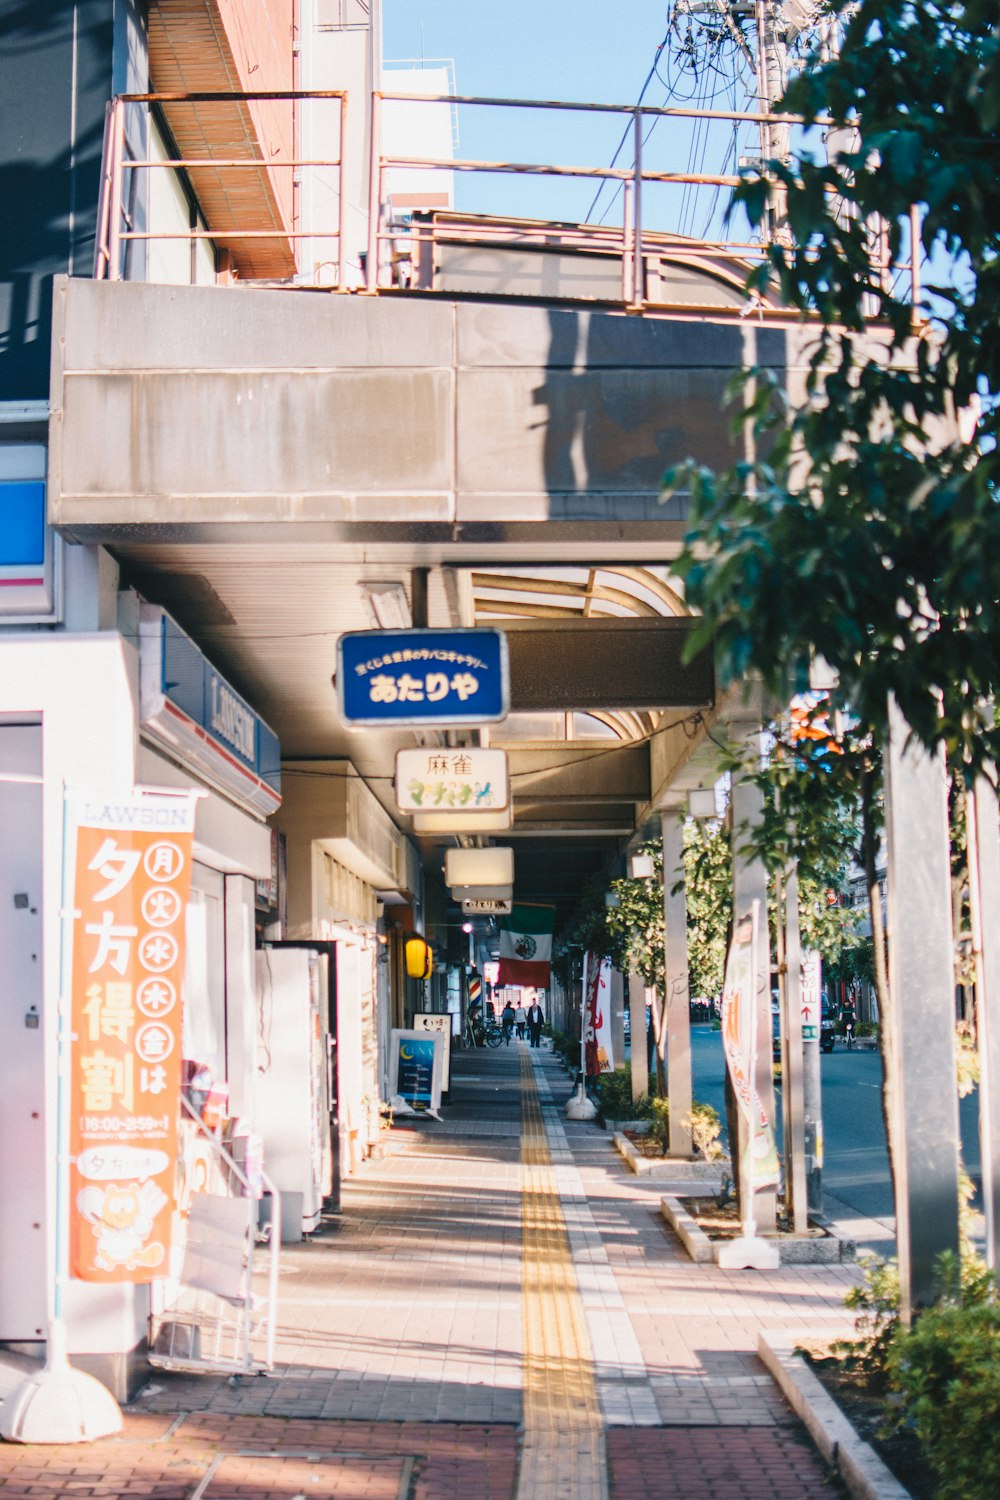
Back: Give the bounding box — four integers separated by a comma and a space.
395, 748, 509, 813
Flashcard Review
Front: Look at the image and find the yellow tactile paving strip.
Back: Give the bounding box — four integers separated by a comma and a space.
517, 1050, 608, 1500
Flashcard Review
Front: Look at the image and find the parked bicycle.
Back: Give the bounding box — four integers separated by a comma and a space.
464, 1014, 504, 1049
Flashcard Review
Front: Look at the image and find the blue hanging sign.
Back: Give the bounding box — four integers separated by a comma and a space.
337, 628, 509, 727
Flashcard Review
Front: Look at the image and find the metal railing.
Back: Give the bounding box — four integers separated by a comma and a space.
95, 90, 348, 285
93, 85, 915, 318
367, 89, 792, 309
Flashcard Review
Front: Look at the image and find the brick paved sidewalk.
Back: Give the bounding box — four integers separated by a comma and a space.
0, 1042, 857, 1498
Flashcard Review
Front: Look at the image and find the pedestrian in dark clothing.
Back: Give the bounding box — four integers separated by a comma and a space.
526, 999, 544, 1048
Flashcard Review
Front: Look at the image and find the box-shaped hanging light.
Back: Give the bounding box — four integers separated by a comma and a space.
444, 846, 514, 889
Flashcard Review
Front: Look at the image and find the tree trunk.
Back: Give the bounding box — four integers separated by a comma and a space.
650, 989, 668, 1096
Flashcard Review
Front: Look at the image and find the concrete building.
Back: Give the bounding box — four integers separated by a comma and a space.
2, 0, 832, 1396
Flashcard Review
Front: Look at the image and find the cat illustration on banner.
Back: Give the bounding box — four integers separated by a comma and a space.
77, 1180, 168, 1273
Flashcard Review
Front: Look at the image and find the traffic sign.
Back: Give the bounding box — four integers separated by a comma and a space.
801, 950, 822, 1042
337, 628, 509, 727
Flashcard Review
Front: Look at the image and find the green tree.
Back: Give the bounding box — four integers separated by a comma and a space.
682, 819, 731, 1000
667, 0, 998, 1255
671, 0, 1000, 775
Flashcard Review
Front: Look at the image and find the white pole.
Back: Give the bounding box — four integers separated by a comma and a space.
566, 951, 596, 1119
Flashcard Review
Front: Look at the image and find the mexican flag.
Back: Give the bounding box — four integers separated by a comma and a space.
497, 904, 555, 988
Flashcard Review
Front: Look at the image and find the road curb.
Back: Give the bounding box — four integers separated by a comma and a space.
758, 1336, 912, 1499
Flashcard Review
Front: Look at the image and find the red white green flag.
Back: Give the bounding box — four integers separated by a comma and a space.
497, 904, 555, 988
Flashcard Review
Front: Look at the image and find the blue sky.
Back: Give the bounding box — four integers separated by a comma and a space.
383, 2, 672, 105
382, 2, 757, 231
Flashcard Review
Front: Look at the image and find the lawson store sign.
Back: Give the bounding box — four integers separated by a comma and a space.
138, 605, 280, 816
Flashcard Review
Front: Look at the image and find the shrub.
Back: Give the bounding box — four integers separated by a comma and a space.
548, 1030, 575, 1066
647, 1096, 724, 1159
886, 1268, 1000, 1500
837, 1174, 989, 1386
836, 1253, 902, 1386
593, 1066, 651, 1123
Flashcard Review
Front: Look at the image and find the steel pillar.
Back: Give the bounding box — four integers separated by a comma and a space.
609, 967, 626, 1076
628, 969, 649, 1103
968, 776, 1000, 1271
662, 811, 693, 1156
779, 866, 808, 1233
885, 697, 960, 1318
800, 948, 824, 1215
731, 762, 777, 1233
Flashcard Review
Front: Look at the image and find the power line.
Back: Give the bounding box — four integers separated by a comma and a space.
583, 26, 672, 224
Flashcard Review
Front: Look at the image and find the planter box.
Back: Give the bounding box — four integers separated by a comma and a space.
660, 1195, 855, 1265
604, 1118, 651, 1134
659, 1195, 714, 1262
759, 1339, 911, 1500
613, 1132, 726, 1190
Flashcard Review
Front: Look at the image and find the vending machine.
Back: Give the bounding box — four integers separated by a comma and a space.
254, 946, 334, 1237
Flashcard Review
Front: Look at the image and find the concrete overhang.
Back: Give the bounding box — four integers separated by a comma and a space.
46, 273, 801, 919
48, 277, 811, 563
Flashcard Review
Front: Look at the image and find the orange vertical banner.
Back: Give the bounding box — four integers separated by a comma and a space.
67, 790, 197, 1282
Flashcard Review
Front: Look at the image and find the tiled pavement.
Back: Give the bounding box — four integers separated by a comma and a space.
0, 1042, 860, 1498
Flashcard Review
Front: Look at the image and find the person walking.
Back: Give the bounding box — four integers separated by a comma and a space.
526, 998, 544, 1048
514, 1004, 526, 1040
501, 1000, 516, 1045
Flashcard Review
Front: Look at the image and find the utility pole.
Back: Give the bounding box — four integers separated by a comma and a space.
755, 1, 790, 157
754, 0, 791, 239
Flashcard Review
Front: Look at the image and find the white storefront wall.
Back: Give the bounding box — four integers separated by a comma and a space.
0, 630, 271, 1393
275, 765, 412, 1174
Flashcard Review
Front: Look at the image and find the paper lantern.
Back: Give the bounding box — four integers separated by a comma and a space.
404, 933, 432, 980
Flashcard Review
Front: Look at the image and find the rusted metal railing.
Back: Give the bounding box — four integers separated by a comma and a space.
95, 90, 348, 286
93, 85, 918, 319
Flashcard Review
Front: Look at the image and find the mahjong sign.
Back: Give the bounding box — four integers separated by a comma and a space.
337, 629, 509, 727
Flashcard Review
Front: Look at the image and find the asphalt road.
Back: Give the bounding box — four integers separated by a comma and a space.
683, 1024, 983, 1250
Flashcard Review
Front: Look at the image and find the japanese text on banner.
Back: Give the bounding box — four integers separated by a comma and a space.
68, 790, 197, 1282
720, 902, 780, 1190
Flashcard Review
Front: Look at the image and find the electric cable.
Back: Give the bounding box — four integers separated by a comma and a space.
583, 25, 672, 224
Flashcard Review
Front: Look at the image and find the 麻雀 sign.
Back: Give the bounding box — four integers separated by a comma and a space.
395, 747, 508, 813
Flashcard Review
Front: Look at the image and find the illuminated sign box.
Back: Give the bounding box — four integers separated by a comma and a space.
395, 747, 509, 812
138, 605, 281, 817
462, 897, 513, 915
444, 846, 514, 889
338, 628, 509, 727
414, 808, 512, 833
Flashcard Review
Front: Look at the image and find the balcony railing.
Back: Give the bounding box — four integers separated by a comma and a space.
95, 87, 919, 320
95, 91, 348, 285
